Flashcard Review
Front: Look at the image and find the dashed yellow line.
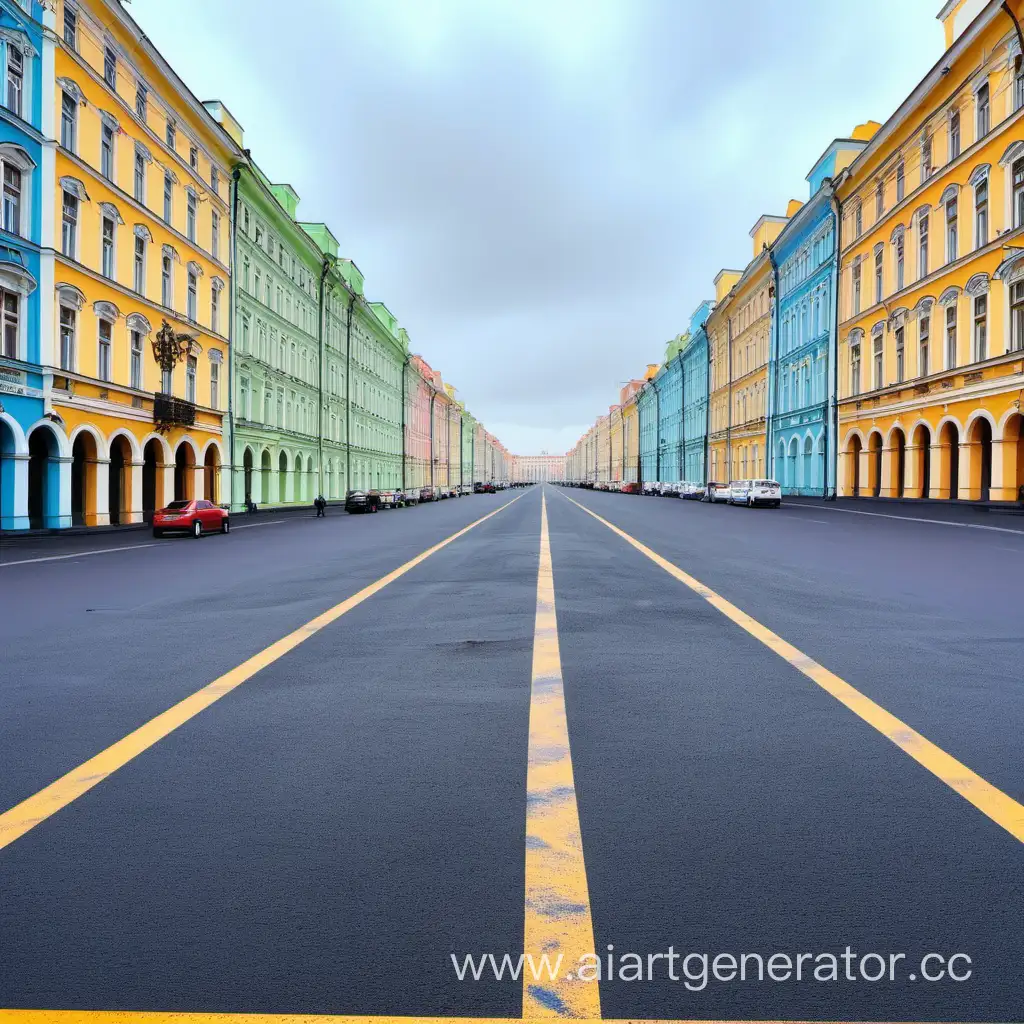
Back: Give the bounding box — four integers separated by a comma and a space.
523, 493, 601, 1019
0, 494, 524, 853
560, 491, 1024, 846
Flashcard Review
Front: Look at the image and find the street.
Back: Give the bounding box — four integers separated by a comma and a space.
1, 486, 1022, 1023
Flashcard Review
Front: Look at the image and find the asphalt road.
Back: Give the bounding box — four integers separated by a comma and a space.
1, 485, 1022, 1023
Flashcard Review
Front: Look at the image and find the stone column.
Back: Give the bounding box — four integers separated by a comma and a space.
0, 451, 29, 530
55, 455, 73, 528
91, 457, 110, 527
192, 463, 205, 503
903, 443, 920, 499
128, 460, 145, 524
988, 439, 1010, 500
858, 448, 870, 495
159, 460, 174, 506
880, 445, 895, 497
928, 443, 946, 499
957, 441, 972, 500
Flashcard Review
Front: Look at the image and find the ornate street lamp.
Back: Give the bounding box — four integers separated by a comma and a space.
151, 319, 198, 385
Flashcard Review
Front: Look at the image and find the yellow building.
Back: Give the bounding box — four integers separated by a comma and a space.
608, 404, 623, 481
836, 0, 1024, 501
622, 385, 641, 484
51, 0, 242, 524
707, 269, 741, 482
595, 412, 610, 483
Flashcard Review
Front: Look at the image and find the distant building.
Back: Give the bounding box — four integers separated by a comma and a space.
511, 453, 565, 483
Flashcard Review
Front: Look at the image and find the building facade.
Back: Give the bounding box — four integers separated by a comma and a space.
657, 335, 687, 484
707, 270, 741, 482
682, 300, 713, 484
511, 453, 564, 482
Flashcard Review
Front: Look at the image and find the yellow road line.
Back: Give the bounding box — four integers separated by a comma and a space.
523, 494, 600, 1019
560, 491, 1024, 846
0, 1015, 914, 1024
0, 494, 524, 853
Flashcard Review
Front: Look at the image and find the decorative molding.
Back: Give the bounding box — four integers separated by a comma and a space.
162, 243, 181, 263
93, 300, 121, 321
98, 201, 124, 226
133, 223, 153, 242
56, 77, 87, 105
968, 162, 991, 187
938, 285, 962, 307
187, 260, 203, 277
59, 175, 89, 202
0, 27, 38, 58
126, 312, 152, 334
964, 272, 990, 296
56, 283, 86, 311
99, 109, 120, 131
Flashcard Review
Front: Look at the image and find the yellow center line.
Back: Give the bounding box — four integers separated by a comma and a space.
0, 1016, 911, 1024
559, 491, 1024, 846
0, 493, 525, 853
523, 493, 601, 1019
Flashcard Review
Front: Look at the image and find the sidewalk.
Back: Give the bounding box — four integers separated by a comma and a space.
782, 494, 1024, 525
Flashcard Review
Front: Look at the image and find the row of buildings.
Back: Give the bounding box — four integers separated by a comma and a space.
0, 0, 510, 531
568, 0, 1024, 504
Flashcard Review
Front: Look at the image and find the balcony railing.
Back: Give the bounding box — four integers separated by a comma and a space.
154, 392, 196, 432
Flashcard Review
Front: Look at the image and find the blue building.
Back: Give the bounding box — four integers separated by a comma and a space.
768, 135, 868, 497
655, 336, 686, 484
637, 373, 658, 486
682, 300, 713, 484
0, 0, 48, 530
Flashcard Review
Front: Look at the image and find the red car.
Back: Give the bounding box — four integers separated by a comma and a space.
152, 499, 230, 538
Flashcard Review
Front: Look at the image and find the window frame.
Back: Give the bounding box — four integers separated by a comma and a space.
97, 315, 113, 382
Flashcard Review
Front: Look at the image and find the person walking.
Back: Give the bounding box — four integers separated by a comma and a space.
314, 494, 327, 517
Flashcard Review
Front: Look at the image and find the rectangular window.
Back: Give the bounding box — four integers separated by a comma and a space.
210, 361, 219, 407
104, 45, 116, 89
975, 177, 988, 247
59, 305, 75, 369
189, 145, 198, 170
949, 110, 960, 160
973, 294, 987, 361
920, 316, 930, 377
1017, 56, 1024, 112
1013, 281, 1024, 351
161, 254, 172, 306
61, 92, 77, 150
130, 330, 143, 390
3, 164, 21, 234
1, 289, 16, 358
185, 354, 197, 402
134, 148, 146, 202
852, 261, 861, 314
211, 166, 219, 194
187, 270, 197, 321
1014, 159, 1024, 228
101, 216, 114, 278
211, 285, 219, 332
976, 83, 990, 139
186, 191, 196, 241
851, 343, 861, 395
240, 376, 250, 419
895, 233, 905, 291
946, 197, 957, 263
875, 180, 884, 219
136, 82, 147, 121
61, 191, 77, 257
946, 304, 957, 368
918, 213, 929, 278
98, 320, 112, 381
211, 210, 219, 259
101, 123, 114, 180
64, 3, 77, 48
922, 134, 933, 180
6, 45, 23, 117
896, 162, 905, 202
895, 326, 905, 384
166, 119, 176, 150
134, 234, 145, 292
874, 248, 883, 303
854, 203, 863, 237
163, 172, 173, 223
872, 336, 883, 389
161, 365, 172, 393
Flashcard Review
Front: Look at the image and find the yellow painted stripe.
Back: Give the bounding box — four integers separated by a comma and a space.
523, 494, 600, 1019
0, 494, 524, 852
560, 492, 1024, 845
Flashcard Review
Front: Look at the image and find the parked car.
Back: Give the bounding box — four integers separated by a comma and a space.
402, 490, 420, 506
152, 499, 229, 538
345, 489, 380, 514
705, 481, 731, 503
419, 486, 435, 502
448, 486, 459, 498
459, 484, 473, 495
483, 482, 496, 493
378, 490, 401, 509
734, 478, 782, 507
621, 482, 640, 494
473, 482, 486, 494
679, 481, 700, 500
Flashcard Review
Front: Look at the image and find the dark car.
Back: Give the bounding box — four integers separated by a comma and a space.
345, 489, 380, 514
419, 486, 435, 502
473, 482, 485, 494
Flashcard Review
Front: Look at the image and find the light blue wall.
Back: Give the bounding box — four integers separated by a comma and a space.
682, 300, 712, 484
656, 357, 683, 483
637, 383, 658, 484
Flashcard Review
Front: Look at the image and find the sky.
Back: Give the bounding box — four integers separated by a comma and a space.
130, 0, 942, 456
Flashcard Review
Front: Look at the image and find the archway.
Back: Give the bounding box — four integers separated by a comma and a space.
28, 426, 61, 528
802, 435, 813, 491
325, 459, 333, 499
888, 428, 906, 498
968, 417, 993, 501
0, 416, 20, 528
71, 431, 99, 526
279, 450, 289, 502
910, 424, 931, 498
243, 447, 254, 506
261, 449, 272, 503
1002, 413, 1024, 501
204, 445, 220, 503
173, 441, 196, 501
776, 439, 787, 487
142, 438, 164, 518
939, 421, 960, 499
108, 434, 132, 525
848, 435, 863, 497
867, 432, 883, 497
789, 437, 800, 488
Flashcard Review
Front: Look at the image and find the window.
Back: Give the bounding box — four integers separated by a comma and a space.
211, 283, 219, 332
161, 364, 172, 393
874, 247, 883, 303
875, 181, 884, 219
61, 92, 77, 150
1014, 158, 1024, 228
211, 211, 219, 259
166, 119, 176, 149
973, 294, 987, 361
189, 145, 198, 170
945, 196, 957, 263
1017, 56, 1024, 112
101, 216, 115, 278
872, 335, 883, 389
895, 233, 905, 291
895, 326, 905, 384
854, 203, 863, 237
949, 110, 960, 160
896, 162, 905, 202
0, 289, 16, 358
134, 81, 148, 121
64, 3, 77, 48
946, 304, 957, 367
1012, 281, 1024, 351
134, 148, 146, 202
211, 166, 219, 194
919, 315, 930, 377
101, 122, 114, 180
130, 330, 143, 389
922, 134, 933, 180
134, 234, 145, 292
2, 164, 20, 234
98, 319, 112, 381
186, 190, 196, 241
918, 213, 929, 278
104, 45, 117, 88
6, 45, 23, 117
850, 339, 861, 395
161, 253, 172, 306
976, 83, 990, 139
187, 269, 197, 320
61, 190, 77, 256
163, 172, 173, 223
59, 305, 75, 369
185, 354, 196, 402
210, 360, 219, 407
852, 261, 861, 314
975, 176, 988, 247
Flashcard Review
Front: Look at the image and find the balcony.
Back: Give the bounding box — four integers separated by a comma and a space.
153, 392, 196, 432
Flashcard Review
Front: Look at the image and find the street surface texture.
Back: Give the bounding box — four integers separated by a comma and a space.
1, 485, 1022, 1024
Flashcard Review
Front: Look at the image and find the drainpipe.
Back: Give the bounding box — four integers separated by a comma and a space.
228, 164, 241, 511
317, 255, 331, 499
767, 248, 780, 484
828, 178, 843, 501
345, 296, 353, 492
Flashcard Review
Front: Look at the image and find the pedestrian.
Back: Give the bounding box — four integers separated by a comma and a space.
314, 494, 327, 517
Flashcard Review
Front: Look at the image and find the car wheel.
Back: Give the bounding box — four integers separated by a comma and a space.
192, 519, 203, 538
221, 518, 230, 534
774, 500, 781, 508
152, 528, 164, 538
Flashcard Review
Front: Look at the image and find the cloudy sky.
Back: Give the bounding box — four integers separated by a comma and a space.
133, 0, 941, 456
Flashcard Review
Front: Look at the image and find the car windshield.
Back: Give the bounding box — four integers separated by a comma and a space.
756, 480, 779, 487
163, 500, 192, 510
